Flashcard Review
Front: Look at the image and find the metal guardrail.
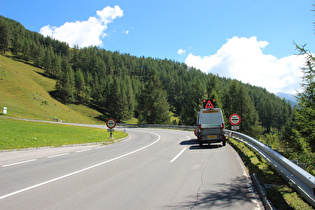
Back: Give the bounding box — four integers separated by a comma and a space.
230, 130, 315, 208
117, 123, 196, 130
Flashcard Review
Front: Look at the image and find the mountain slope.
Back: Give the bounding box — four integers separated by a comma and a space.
0, 54, 102, 123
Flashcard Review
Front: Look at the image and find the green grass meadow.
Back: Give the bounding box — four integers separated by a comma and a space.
0, 118, 127, 150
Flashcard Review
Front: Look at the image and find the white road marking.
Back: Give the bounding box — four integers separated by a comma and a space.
47, 153, 69, 158
170, 148, 186, 163
95, 146, 106, 149
0, 133, 160, 200
2, 159, 37, 168
76, 149, 92, 153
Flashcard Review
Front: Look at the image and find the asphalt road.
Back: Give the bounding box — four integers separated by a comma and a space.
0, 128, 263, 209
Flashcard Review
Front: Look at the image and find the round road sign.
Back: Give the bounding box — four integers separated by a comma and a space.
229, 114, 241, 126
106, 118, 116, 129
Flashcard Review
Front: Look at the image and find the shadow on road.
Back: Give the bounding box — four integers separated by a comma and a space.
180, 139, 223, 150
167, 176, 258, 209
180, 139, 198, 145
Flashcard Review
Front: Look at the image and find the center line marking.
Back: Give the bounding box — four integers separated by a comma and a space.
170, 148, 186, 163
47, 153, 69, 158
76, 149, 92, 153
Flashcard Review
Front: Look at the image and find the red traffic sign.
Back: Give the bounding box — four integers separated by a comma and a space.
229, 114, 241, 126
204, 100, 214, 108
106, 118, 116, 129
205, 100, 214, 108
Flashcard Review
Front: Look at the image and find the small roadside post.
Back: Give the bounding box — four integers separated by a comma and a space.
229, 113, 241, 130
3, 107, 7, 115
106, 118, 116, 139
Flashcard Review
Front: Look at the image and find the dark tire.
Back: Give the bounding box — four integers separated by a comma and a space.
199, 142, 203, 147
222, 140, 226, 146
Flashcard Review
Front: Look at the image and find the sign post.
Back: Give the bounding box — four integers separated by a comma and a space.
229, 114, 241, 130
106, 118, 116, 139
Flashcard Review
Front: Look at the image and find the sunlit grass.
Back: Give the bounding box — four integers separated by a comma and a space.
0, 118, 127, 150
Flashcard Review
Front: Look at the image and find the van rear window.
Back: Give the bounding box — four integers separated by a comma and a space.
202, 110, 219, 113
199, 109, 223, 128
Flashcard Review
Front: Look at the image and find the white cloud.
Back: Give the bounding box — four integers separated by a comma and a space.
177, 48, 186, 55
185, 36, 305, 94
39, 5, 123, 48
123, 30, 129, 35
39, 25, 54, 37
96, 5, 123, 24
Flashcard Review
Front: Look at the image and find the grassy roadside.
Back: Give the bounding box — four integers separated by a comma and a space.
0, 118, 128, 150
228, 138, 313, 210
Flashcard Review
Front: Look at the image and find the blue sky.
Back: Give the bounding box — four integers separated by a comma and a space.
1, 0, 314, 94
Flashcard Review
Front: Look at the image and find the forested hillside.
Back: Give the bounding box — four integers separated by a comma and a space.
0, 15, 292, 134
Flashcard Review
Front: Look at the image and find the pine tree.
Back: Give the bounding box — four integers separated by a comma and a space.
109, 78, 126, 121
223, 80, 259, 135
180, 77, 206, 125
209, 90, 222, 108
0, 19, 10, 52
236, 85, 259, 135
222, 80, 239, 118
295, 45, 315, 152
125, 77, 136, 119
11, 31, 23, 57
56, 62, 75, 104
75, 69, 88, 104
206, 74, 218, 97
37, 44, 45, 68
118, 79, 129, 120
43, 46, 53, 76
64, 65, 76, 103
138, 69, 170, 124
22, 37, 30, 61
30, 39, 38, 63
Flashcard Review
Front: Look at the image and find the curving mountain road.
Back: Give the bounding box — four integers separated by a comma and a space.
0, 128, 263, 209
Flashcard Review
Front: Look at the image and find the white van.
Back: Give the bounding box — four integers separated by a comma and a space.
196, 108, 227, 147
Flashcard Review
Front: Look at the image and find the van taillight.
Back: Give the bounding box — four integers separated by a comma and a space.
222, 123, 225, 129
199, 124, 202, 130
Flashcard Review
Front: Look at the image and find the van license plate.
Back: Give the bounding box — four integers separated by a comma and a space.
207, 135, 217, 139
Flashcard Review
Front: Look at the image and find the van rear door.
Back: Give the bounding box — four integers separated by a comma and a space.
199, 109, 223, 128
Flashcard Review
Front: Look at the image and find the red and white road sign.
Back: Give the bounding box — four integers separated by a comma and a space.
106, 118, 116, 129
204, 100, 214, 108
229, 114, 241, 126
